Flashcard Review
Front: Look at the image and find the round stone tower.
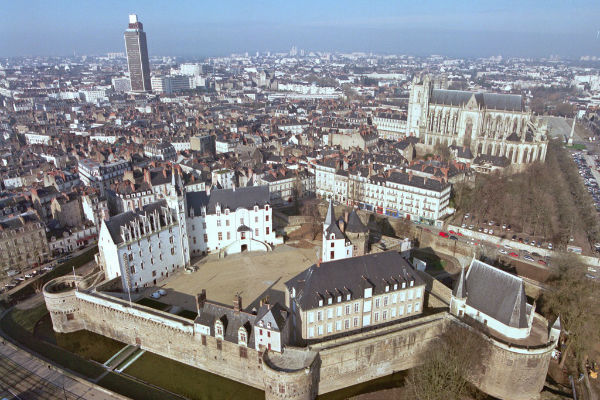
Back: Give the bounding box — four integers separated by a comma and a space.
262, 349, 319, 400
43, 276, 85, 333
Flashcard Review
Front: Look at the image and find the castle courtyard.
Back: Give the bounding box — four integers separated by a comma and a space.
158, 243, 320, 312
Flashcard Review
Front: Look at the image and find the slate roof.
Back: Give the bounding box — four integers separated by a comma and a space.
195, 301, 257, 347
255, 303, 289, 332
186, 185, 270, 215
457, 259, 529, 329
345, 209, 368, 233
104, 199, 168, 245
430, 89, 523, 112
285, 251, 424, 310
386, 171, 450, 192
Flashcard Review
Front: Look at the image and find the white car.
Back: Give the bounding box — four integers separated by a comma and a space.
498, 249, 508, 255
548, 243, 553, 250
489, 229, 494, 235
523, 255, 534, 262
504, 244, 512, 249
158, 289, 167, 296
151, 291, 161, 299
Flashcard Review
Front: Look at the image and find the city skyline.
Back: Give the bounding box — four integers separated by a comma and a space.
1, 0, 599, 58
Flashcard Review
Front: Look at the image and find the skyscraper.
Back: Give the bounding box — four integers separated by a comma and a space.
124, 14, 151, 92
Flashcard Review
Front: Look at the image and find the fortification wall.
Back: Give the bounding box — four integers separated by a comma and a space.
43, 276, 86, 333
43, 279, 554, 400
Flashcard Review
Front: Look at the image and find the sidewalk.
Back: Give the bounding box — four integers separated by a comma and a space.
0, 340, 126, 399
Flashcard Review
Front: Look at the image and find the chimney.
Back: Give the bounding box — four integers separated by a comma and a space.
344, 211, 349, 223
408, 171, 413, 182
233, 294, 242, 313
196, 289, 206, 313
144, 169, 151, 185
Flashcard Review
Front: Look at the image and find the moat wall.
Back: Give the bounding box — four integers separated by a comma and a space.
43, 278, 554, 400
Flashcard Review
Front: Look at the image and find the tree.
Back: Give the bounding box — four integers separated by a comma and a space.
301, 198, 323, 240
540, 253, 600, 399
433, 142, 452, 162
406, 324, 490, 400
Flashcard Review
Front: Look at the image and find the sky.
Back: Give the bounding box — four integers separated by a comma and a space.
1, 0, 599, 58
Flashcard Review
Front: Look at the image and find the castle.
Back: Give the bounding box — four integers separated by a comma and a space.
44, 207, 560, 400
407, 74, 548, 167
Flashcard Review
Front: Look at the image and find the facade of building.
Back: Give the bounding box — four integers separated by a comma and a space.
143, 141, 177, 160
151, 75, 191, 94
406, 74, 548, 167
78, 158, 131, 196
316, 162, 452, 223
257, 169, 315, 205
98, 175, 278, 289
373, 113, 407, 141
124, 14, 151, 92
285, 251, 425, 344
0, 212, 49, 276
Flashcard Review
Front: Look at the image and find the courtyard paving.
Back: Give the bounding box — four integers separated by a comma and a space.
160, 243, 319, 312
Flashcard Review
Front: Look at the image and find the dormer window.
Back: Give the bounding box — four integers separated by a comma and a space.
225, 209, 229, 215
385, 285, 389, 292
364, 287, 373, 298
337, 295, 341, 303
318, 299, 323, 307
238, 328, 247, 346
327, 297, 332, 305
254, 206, 258, 212
215, 321, 224, 338
265, 205, 269, 211
402, 282, 406, 289
394, 284, 398, 290
259, 320, 264, 327
267, 322, 272, 329
346, 294, 351, 301
410, 280, 414, 287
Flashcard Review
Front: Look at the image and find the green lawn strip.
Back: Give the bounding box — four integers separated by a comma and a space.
123, 351, 264, 400
136, 297, 170, 311
411, 249, 445, 271
10, 303, 48, 332
97, 372, 186, 400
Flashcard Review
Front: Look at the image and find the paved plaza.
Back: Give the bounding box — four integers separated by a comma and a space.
160, 243, 319, 312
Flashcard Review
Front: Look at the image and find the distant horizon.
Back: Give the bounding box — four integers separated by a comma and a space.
1, 0, 599, 58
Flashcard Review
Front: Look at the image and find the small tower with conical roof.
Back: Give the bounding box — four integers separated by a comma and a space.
321, 200, 353, 262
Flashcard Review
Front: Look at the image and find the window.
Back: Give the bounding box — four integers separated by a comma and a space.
346, 294, 351, 301
391, 308, 396, 318
364, 287, 372, 298
385, 285, 389, 292
375, 298, 380, 308
266, 227, 270, 234
226, 220, 230, 227
317, 311, 323, 321
330, 242, 334, 248
337, 295, 342, 303
308, 312, 314, 323
327, 308, 333, 319
255, 216, 258, 223
216, 323, 223, 337
407, 304, 413, 314
240, 218, 244, 225
327, 323, 333, 334
217, 220, 221, 227
344, 319, 350, 329
415, 302, 421, 312
202, 223, 206, 229
218, 232, 222, 241
201, 335, 207, 346
383, 310, 388, 320
227, 232, 231, 240
353, 317, 359, 327
363, 300, 372, 313
171, 248, 175, 255
374, 312, 379, 322
279, 384, 285, 394
416, 289, 422, 299
345, 305, 350, 315
354, 303, 359, 313
216, 339, 222, 350
400, 292, 406, 302
66, 313, 74, 321
318, 299, 323, 307
266, 215, 269, 221
398, 306, 404, 316
336, 320, 342, 331
384, 297, 388, 306
130, 265, 136, 274
203, 234, 208, 243
239, 347, 247, 358
336, 306, 342, 317
394, 283, 398, 290
362, 315, 371, 326
408, 290, 414, 300
255, 228, 259, 236
308, 327, 314, 338
152, 270, 156, 277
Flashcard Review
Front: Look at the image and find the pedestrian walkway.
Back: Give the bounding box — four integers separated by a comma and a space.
0, 340, 125, 399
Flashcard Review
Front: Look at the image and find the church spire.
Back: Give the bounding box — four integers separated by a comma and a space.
324, 199, 336, 231
453, 265, 467, 299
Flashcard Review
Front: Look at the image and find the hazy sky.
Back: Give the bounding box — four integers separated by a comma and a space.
1, 0, 599, 58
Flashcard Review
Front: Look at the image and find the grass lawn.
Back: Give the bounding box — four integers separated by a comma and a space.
124, 351, 264, 400
136, 297, 170, 311
411, 249, 446, 271
566, 143, 587, 150
11, 303, 48, 332
318, 371, 407, 400
54, 329, 126, 364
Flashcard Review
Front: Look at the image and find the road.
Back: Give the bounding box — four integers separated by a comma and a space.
1, 243, 97, 295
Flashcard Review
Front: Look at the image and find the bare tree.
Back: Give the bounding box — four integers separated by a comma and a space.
541, 253, 600, 400
406, 324, 490, 400
301, 198, 323, 240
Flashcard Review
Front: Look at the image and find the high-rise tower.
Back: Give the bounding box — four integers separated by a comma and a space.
124, 14, 151, 92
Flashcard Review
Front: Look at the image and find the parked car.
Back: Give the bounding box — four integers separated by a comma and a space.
449, 235, 458, 240
498, 249, 508, 255
158, 289, 167, 296
511, 235, 517, 241
439, 231, 449, 238
538, 260, 547, 265
509, 252, 519, 258
468, 225, 474, 229
24, 274, 32, 279
489, 229, 494, 235
504, 244, 512, 249
523, 255, 534, 262
532, 252, 541, 257
449, 230, 456, 235
461, 224, 467, 228
483, 228, 488, 233
548, 243, 553, 250
151, 292, 162, 299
